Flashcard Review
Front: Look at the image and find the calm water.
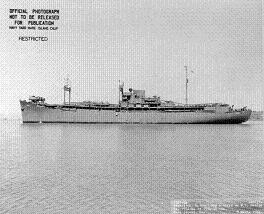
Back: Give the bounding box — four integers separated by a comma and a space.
0, 120, 264, 213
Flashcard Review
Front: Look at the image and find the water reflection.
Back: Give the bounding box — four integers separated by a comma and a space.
0, 121, 263, 213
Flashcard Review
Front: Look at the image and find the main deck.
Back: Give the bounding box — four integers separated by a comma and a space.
20, 101, 252, 124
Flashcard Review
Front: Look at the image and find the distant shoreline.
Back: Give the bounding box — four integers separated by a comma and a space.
250, 111, 263, 121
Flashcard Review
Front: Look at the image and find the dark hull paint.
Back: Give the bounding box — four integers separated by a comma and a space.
22, 118, 249, 124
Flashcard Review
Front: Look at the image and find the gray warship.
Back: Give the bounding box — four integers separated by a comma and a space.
20, 68, 252, 124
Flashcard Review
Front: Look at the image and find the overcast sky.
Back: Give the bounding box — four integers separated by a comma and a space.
0, 0, 262, 117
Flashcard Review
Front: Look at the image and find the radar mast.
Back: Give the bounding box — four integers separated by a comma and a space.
63, 77, 71, 105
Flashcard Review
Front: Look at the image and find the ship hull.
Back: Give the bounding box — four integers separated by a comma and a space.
20, 101, 252, 124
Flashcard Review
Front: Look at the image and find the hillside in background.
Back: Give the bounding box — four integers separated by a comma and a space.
250, 111, 263, 121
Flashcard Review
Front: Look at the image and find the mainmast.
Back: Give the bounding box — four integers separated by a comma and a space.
184, 66, 194, 105
119, 80, 124, 105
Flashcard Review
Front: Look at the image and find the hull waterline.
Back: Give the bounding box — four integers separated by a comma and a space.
20, 101, 252, 124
